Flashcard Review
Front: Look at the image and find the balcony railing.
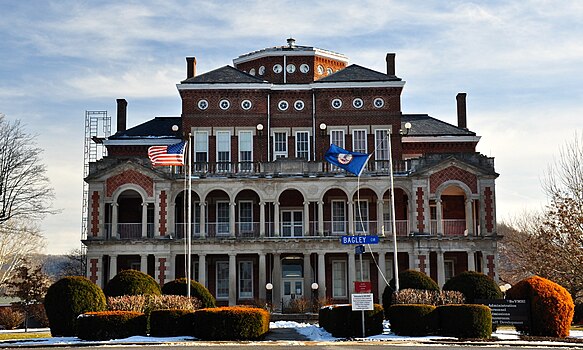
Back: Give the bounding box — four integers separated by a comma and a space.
382, 220, 411, 236
104, 223, 154, 239
430, 219, 467, 236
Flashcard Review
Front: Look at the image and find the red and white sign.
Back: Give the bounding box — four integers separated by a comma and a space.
354, 281, 372, 293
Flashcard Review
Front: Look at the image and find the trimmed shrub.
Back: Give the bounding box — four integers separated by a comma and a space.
386, 304, 437, 336
506, 275, 574, 337
0, 308, 24, 330
193, 306, 270, 340
383, 270, 440, 314
107, 294, 200, 314
161, 278, 216, 308
104, 270, 161, 297
392, 289, 465, 306
76, 311, 147, 340
438, 304, 492, 339
443, 271, 502, 303
44, 276, 107, 336
318, 304, 384, 338
574, 303, 583, 325
150, 309, 194, 337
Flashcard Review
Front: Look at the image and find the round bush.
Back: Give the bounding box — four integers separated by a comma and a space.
44, 276, 107, 336
162, 278, 216, 308
104, 270, 161, 297
506, 275, 574, 338
442, 271, 502, 303
383, 270, 439, 314
387, 304, 437, 336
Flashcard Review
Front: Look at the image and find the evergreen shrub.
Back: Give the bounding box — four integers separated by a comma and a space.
437, 304, 492, 338
506, 275, 574, 337
386, 304, 437, 336
192, 306, 270, 340
76, 311, 147, 340
161, 278, 216, 308
44, 276, 107, 336
104, 270, 161, 297
442, 271, 502, 303
149, 309, 194, 337
574, 303, 583, 325
318, 304, 384, 337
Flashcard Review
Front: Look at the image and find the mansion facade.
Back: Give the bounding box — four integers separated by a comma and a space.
84, 39, 499, 309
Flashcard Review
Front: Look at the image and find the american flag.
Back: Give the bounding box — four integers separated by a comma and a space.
148, 141, 187, 166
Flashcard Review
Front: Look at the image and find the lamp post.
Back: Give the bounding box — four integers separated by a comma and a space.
311, 282, 319, 312
266, 283, 273, 311
388, 122, 411, 292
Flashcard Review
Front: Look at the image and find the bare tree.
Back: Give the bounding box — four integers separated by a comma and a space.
0, 114, 56, 223
499, 133, 583, 302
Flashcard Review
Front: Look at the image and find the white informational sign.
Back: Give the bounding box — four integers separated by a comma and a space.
351, 293, 374, 311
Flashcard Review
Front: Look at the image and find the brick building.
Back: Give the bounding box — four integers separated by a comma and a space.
84, 39, 499, 309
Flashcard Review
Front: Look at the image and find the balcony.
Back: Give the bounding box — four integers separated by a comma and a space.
430, 219, 467, 236
104, 223, 154, 239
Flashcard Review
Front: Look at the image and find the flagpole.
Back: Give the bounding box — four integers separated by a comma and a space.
187, 133, 192, 298
388, 130, 400, 292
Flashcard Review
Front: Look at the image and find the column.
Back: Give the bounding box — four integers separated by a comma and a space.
465, 199, 474, 236
303, 201, 310, 236
199, 202, 206, 238
348, 252, 356, 298
259, 253, 266, 300
198, 254, 206, 287
317, 201, 324, 236
168, 202, 176, 238
166, 254, 175, 282
274, 202, 280, 237
436, 199, 443, 236
377, 199, 385, 236
140, 254, 148, 274
272, 253, 282, 312
141, 202, 148, 238
437, 250, 445, 287
303, 253, 312, 297
378, 251, 387, 297
111, 203, 118, 239
109, 255, 118, 280
348, 201, 354, 234
229, 201, 236, 238
317, 253, 326, 299
228, 253, 237, 306
259, 202, 266, 237
467, 251, 475, 272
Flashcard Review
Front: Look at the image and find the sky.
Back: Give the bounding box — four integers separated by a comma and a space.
0, 1, 581, 254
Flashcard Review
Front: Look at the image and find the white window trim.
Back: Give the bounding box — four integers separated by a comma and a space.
332, 260, 347, 298
216, 200, 230, 235
273, 131, 288, 160
280, 209, 303, 237
238, 261, 253, 299
193, 131, 209, 160
352, 129, 367, 154
331, 200, 346, 234
238, 130, 253, 168
444, 259, 456, 281
355, 259, 371, 282
330, 129, 345, 148
374, 128, 390, 161
354, 199, 369, 234
295, 131, 310, 160
238, 200, 253, 233
216, 261, 229, 300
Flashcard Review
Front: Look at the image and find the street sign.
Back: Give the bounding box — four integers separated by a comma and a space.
351, 293, 374, 311
355, 245, 365, 254
354, 281, 372, 293
341, 235, 379, 245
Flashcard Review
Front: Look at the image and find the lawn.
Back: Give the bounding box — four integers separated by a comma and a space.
0, 332, 51, 341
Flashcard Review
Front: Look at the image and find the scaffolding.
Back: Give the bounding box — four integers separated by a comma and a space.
82, 111, 111, 275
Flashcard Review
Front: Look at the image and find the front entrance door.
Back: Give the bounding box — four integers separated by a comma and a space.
281, 258, 304, 310
282, 278, 304, 307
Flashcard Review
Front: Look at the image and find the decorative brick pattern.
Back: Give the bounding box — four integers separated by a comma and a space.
89, 258, 99, 284
484, 187, 494, 233
90, 191, 100, 237
159, 191, 167, 236
158, 257, 167, 285
106, 170, 153, 197
486, 255, 495, 279
430, 166, 477, 194
416, 187, 425, 231
418, 255, 427, 274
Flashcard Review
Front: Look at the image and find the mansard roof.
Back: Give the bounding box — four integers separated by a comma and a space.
402, 114, 476, 137
181, 65, 267, 84
109, 117, 181, 139
315, 64, 401, 83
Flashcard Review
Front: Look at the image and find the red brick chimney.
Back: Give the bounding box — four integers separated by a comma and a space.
186, 57, 197, 79
456, 93, 467, 130
116, 98, 127, 132
386, 53, 396, 76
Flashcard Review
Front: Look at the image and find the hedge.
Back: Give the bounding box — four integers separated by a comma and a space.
386, 304, 437, 336
383, 270, 439, 313
192, 307, 270, 340
438, 304, 492, 339
150, 309, 194, 337
318, 304, 384, 338
104, 270, 161, 297
442, 271, 502, 303
76, 311, 147, 340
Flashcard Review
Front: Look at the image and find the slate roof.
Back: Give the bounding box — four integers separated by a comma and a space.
109, 117, 182, 139
315, 64, 401, 83
181, 65, 268, 84
401, 114, 476, 137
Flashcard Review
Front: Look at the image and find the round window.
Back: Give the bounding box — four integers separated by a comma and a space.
373, 98, 385, 108
278, 100, 289, 111
241, 99, 252, 110
219, 99, 230, 110
331, 98, 342, 109
198, 99, 208, 110
353, 98, 364, 109
294, 100, 305, 111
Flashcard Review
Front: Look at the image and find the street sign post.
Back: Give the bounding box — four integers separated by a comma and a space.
355, 245, 365, 254
341, 235, 379, 245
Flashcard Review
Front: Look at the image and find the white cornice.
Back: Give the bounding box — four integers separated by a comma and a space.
311, 81, 405, 89
176, 83, 272, 90
177, 80, 405, 91
103, 138, 182, 146
403, 136, 481, 143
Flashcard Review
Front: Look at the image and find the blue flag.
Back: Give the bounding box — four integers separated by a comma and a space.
324, 144, 371, 176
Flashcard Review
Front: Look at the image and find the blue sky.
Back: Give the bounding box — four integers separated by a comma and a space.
1, 1, 581, 254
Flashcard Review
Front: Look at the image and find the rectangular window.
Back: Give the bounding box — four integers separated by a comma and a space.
332, 260, 347, 298
194, 131, 208, 171
355, 260, 371, 281
352, 129, 367, 154
216, 131, 231, 172
238, 201, 253, 234
281, 210, 303, 237
295, 131, 310, 160
384, 258, 394, 282
216, 201, 230, 235
354, 200, 369, 233
274, 132, 287, 159
330, 130, 345, 148
375, 129, 389, 170
239, 261, 253, 299
444, 260, 455, 281
332, 200, 346, 234
238, 131, 253, 172
216, 261, 229, 299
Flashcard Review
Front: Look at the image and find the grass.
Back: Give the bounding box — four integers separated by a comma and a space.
0, 332, 51, 340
